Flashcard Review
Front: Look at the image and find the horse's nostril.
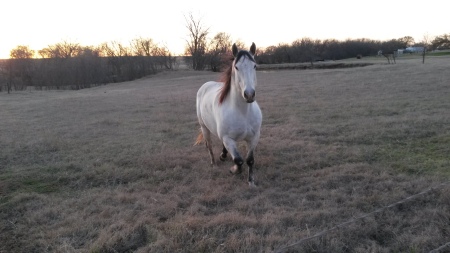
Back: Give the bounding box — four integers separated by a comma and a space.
244, 90, 255, 100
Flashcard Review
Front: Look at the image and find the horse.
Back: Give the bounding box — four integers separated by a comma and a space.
195, 42, 262, 186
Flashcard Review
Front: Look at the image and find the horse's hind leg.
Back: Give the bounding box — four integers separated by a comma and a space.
220, 144, 228, 161
201, 126, 216, 166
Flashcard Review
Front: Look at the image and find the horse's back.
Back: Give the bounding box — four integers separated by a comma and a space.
196, 81, 222, 134
196, 81, 221, 112
197, 81, 221, 102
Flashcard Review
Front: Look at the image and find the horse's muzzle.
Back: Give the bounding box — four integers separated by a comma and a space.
244, 89, 256, 103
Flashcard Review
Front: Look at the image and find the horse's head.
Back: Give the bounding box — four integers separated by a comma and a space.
232, 43, 257, 103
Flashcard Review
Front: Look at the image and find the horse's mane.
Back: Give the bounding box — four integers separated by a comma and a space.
218, 58, 233, 104
218, 51, 255, 104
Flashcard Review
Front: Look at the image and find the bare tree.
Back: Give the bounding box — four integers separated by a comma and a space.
9, 45, 35, 92
130, 38, 174, 70
5, 59, 13, 93
421, 33, 433, 64
38, 41, 81, 58
154, 44, 175, 69
291, 38, 320, 64
131, 37, 157, 56
1, 37, 176, 92
208, 32, 232, 71
233, 39, 246, 51
184, 13, 209, 70
100, 41, 130, 57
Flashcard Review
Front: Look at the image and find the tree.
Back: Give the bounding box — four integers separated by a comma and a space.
131, 37, 157, 56
399, 36, 415, 48
184, 13, 209, 70
100, 41, 128, 57
290, 38, 322, 64
380, 39, 405, 64
273, 43, 291, 63
257, 45, 277, 64
99, 41, 131, 81
10, 45, 35, 59
431, 34, 450, 50
294, 38, 320, 64
38, 41, 81, 58
152, 44, 174, 70
130, 37, 174, 70
421, 33, 433, 64
322, 39, 343, 60
77, 46, 101, 57
207, 32, 232, 71
9, 45, 35, 91
233, 40, 246, 51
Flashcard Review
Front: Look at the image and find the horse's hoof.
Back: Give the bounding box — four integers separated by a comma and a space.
229, 165, 242, 174
248, 181, 256, 187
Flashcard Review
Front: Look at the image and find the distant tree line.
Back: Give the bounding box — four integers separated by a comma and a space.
0, 38, 175, 92
431, 33, 450, 50
183, 14, 450, 70
1, 11, 449, 93
183, 33, 416, 70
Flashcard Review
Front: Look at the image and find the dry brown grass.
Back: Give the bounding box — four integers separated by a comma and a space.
1, 56, 450, 252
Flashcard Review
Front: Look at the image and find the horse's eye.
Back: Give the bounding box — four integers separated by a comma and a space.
254, 65, 257, 69
235, 66, 239, 71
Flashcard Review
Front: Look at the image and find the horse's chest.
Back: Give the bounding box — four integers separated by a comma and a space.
220, 114, 260, 141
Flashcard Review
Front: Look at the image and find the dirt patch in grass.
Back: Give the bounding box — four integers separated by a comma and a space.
1, 58, 449, 252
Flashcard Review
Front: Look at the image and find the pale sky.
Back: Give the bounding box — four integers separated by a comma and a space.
1, 0, 448, 59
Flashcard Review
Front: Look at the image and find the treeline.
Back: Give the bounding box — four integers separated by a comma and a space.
184, 13, 450, 70
0, 39, 175, 92
185, 35, 417, 71
2, 18, 450, 93
255, 34, 450, 64
256, 37, 407, 64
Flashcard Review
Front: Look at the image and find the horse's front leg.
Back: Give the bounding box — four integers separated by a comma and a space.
231, 156, 244, 174
246, 134, 260, 187
246, 150, 255, 187
222, 137, 243, 174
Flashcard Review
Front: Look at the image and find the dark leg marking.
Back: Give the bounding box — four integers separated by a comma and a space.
230, 156, 243, 174
246, 152, 255, 185
220, 144, 228, 161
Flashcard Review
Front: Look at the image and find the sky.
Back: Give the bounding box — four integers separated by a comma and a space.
1, 0, 448, 59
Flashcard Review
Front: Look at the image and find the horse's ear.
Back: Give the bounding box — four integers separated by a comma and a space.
250, 42, 256, 55
232, 43, 238, 57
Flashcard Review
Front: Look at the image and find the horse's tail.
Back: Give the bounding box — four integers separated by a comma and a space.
194, 131, 203, 146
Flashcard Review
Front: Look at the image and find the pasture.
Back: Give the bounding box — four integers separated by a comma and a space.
1, 56, 450, 252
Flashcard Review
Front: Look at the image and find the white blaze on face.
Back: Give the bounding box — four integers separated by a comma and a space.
234, 54, 257, 103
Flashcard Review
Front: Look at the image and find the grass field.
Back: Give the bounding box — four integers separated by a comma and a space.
429, 51, 450, 56
1, 56, 450, 252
